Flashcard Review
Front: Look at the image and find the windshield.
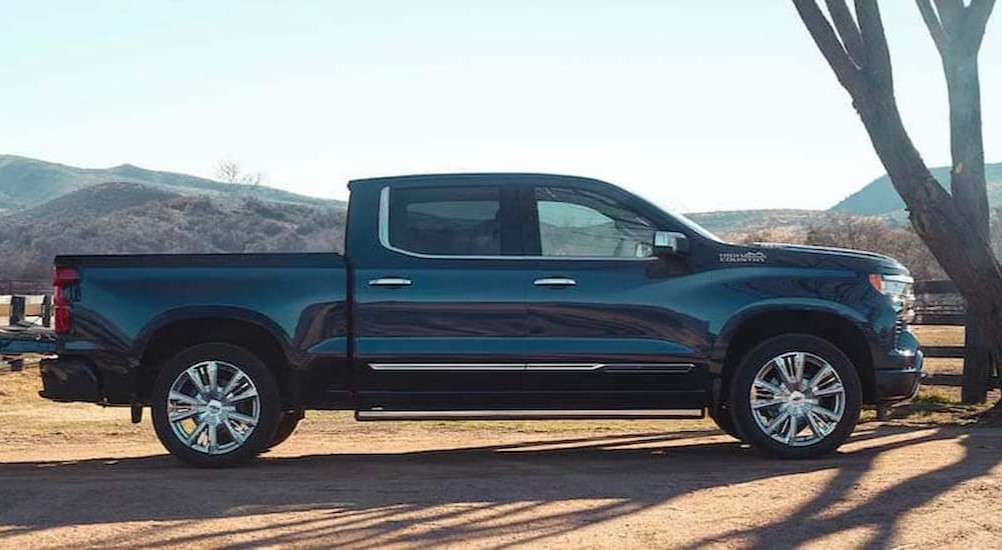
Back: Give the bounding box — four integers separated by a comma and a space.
626, 187, 725, 243
671, 211, 725, 243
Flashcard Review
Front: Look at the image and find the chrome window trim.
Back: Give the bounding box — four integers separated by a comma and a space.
378, 186, 660, 262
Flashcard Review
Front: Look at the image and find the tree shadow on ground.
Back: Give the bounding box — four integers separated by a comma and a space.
0, 425, 997, 547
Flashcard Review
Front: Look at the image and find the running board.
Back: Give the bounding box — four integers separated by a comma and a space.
355, 409, 705, 421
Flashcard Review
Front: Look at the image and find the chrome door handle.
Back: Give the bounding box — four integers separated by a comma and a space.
534, 277, 576, 287
369, 277, 412, 287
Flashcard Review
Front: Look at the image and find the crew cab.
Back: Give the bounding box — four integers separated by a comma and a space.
0, 173, 922, 466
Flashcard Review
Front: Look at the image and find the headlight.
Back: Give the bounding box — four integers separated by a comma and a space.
869, 274, 915, 322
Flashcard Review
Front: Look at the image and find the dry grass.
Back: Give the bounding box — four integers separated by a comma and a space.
910, 324, 963, 346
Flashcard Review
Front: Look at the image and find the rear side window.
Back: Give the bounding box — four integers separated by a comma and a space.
387, 186, 502, 256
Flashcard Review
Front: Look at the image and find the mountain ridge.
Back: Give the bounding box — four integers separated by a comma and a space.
0, 154, 343, 210
830, 161, 1002, 215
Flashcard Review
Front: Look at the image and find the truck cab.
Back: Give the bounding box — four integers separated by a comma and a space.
1, 173, 922, 467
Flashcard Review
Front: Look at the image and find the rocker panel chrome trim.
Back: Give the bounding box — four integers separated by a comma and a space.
356, 409, 705, 421
367, 362, 696, 373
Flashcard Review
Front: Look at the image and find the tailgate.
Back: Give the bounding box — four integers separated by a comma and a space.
0, 326, 57, 355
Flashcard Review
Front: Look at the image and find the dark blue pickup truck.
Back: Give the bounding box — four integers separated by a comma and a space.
0, 173, 921, 466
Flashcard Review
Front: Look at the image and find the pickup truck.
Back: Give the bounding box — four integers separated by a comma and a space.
0, 173, 922, 467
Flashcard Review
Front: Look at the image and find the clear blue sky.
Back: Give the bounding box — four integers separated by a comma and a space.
1, 1, 999, 212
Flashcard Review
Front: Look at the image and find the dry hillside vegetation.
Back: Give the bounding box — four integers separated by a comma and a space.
0, 183, 346, 280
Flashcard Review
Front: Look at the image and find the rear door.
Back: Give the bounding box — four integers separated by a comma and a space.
518, 183, 709, 411
350, 179, 531, 410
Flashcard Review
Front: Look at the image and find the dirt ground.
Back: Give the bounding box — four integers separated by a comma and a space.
0, 368, 999, 549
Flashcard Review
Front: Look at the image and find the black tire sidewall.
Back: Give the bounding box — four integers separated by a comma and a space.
709, 406, 743, 440
152, 343, 281, 468
729, 334, 862, 459
266, 412, 301, 451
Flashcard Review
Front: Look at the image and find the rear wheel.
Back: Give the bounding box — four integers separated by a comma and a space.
151, 343, 281, 468
730, 334, 861, 459
709, 405, 742, 441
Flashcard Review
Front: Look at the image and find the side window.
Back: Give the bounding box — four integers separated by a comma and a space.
387, 186, 502, 256
535, 187, 656, 258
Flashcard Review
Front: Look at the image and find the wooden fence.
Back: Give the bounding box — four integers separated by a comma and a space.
0, 279, 53, 328
913, 280, 964, 358
1, 281, 52, 372
912, 279, 1001, 388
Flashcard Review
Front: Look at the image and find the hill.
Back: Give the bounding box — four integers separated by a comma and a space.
686, 209, 820, 240
10, 182, 181, 222
831, 162, 1002, 215
689, 162, 1002, 238
0, 186, 346, 280
0, 155, 341, 210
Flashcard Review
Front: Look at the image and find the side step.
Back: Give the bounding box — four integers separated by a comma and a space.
355, 409, 704, 421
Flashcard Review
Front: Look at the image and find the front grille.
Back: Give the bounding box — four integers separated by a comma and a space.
895, 318, 906, 336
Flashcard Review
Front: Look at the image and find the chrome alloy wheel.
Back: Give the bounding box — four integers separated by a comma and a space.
749, 351, 846, 447
166, 360, 260, 455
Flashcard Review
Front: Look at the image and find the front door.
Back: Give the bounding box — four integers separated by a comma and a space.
351, 181, 529, 410
519, 184, 709, 410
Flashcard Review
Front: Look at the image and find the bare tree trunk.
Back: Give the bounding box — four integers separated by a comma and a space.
793, 0, 1001, 410
953, 52, 993, 401
919, 0, 995, 402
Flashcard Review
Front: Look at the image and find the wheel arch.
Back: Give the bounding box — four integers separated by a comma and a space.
135, 307, 296, 405
712, 306, 876, 410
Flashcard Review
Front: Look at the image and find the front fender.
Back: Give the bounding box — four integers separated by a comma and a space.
710, 298, 870, 374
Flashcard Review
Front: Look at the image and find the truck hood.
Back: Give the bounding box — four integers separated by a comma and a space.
717, 242, 909, 275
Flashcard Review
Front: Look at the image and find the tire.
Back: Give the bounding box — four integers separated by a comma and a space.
729, 334, 861, 459
152, 343, 281, 468
709, 405, 743, 441
265, 411, 302, 451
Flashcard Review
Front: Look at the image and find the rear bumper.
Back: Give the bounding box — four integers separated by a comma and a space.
39, 356, 101, 403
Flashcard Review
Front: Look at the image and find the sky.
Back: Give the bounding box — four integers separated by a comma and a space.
1, 1, 1000, 213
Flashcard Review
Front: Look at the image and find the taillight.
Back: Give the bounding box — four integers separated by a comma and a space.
53, 267, 79, 333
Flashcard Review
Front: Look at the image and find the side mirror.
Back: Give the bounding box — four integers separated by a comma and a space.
654, 231, 689, 257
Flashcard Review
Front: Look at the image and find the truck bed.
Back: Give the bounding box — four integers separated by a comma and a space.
55, 252, 344, 268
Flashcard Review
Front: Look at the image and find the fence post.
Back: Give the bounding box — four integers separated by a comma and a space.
962, 314, 992, 404
41, 295, 52, 328
9, 296, 25, 326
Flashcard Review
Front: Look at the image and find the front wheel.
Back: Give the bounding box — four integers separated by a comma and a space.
729, 334, 861, 459
265, 411, 302, 451
151, 343, 281, 468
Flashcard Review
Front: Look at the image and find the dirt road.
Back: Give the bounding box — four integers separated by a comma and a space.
0, 370, 1000, 549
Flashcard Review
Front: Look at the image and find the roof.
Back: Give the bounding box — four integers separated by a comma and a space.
347, 172, 613, 190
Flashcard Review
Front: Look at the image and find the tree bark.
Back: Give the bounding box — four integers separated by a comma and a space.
919, 0, 996, 402
945, 45, 993, 404
793, 0, 1001, 409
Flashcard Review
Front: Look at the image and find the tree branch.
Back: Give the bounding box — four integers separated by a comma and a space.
855, 0, 894, 88
916, 0, 948, 56
825, 0, 866, 67
965, 0, 997, 52
793, 0, 865, 94
933, 0, 965, 34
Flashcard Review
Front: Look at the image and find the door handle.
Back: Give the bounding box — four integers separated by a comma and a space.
369, 277, 412, 287
534, 277, 576, 288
